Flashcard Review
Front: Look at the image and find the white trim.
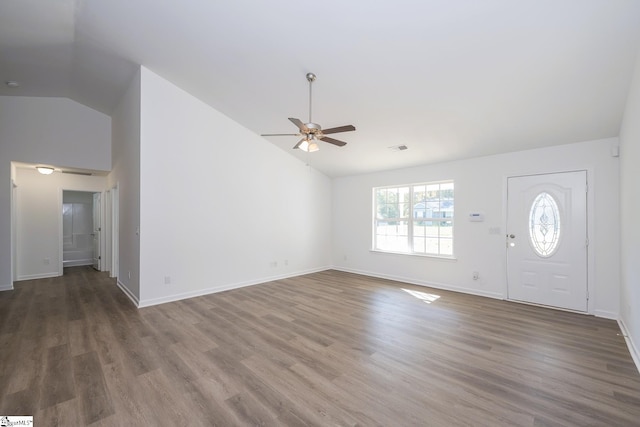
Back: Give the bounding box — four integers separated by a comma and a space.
137, 266, 331, 308
16, 272, 60, 281
11, 179, 17, 284
332, 266, 504, 300
117, 279, 140, 307
618, 318, 640, 374
58, 188, 64, 276
110, 183, 119, 279
0, 283, 14, 291
369, 249, 457, 261
593, 309, 618, 320
104, 190, 112, 276
63, 259, 93, 267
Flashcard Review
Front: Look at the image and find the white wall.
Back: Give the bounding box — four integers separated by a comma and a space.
109, 69, 141, 302
332, 138, 620, 317
619, 47, 640, 369
14, 168, 106, 280
137, 67, 332, 306
0, 97, 111, 289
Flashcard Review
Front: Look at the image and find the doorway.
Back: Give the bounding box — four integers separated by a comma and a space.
62, 190, 101, 270
506, 171, 588, 312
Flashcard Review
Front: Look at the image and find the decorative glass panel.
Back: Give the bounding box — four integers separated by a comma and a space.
529, 192, 561, 257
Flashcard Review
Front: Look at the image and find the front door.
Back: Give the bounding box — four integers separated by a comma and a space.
92, 192, 101, 271
506, 171, 587, 311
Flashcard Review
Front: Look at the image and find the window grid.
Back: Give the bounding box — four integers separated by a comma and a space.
374, 181, 454, 256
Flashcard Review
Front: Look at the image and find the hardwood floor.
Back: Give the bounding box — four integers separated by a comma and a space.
1, 267, 639, 426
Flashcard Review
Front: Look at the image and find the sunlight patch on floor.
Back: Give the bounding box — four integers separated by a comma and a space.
402, 288, 441, 304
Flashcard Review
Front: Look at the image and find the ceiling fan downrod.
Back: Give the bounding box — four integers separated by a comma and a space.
306, 72, 316, 124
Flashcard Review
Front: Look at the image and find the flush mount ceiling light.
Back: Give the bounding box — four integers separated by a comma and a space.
36, 166, 54, 175
5, 80, 20, 88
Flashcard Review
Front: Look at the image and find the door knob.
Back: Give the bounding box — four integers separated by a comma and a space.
509, 234, 515, 239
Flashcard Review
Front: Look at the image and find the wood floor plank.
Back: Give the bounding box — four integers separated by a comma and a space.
35, 398, 81, 427
72, 351, 115, 424
0, 266, 639, 426
100, 360, 153, 426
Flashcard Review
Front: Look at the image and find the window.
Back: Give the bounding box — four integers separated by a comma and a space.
373, 181, 454, 256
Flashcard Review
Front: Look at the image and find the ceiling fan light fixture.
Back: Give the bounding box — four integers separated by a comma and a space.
307, 141, 319, 152
299, 137, 320, 153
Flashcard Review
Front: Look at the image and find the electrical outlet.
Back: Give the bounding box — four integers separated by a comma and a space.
270, 261, 278, 268
164, 276, 171, 284
473, 271, 479, 280
43, 258, 50, 265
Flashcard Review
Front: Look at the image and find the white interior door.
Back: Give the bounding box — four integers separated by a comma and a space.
506, 171, 587, 311
92, 192, 101, 270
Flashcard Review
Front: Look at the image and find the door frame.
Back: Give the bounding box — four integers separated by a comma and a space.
11, 179, 18, 284
109, 183, 119, 279
502, 168, 595, 315
58, 187, 107, 275
92, 192, 102, 270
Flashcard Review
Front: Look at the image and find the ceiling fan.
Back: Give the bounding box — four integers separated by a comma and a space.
261, 72, 356, 152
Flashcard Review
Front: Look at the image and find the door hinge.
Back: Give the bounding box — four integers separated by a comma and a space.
98, 227, 101, 231
98, 256, 101, 260
585, 238, 589, 247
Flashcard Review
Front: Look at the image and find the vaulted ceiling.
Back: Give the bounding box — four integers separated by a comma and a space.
2, 0, 640, 177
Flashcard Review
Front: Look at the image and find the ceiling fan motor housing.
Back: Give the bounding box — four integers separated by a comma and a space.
305, 122, 322, 134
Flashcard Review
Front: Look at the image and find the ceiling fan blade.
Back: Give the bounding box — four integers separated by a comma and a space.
292, 138, 306, 149
319, 136, 347, 147
261, 133, 300, 137
289, 118, 309, 133
322, 125, 356, 135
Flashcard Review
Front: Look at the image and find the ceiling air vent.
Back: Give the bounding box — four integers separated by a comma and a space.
388, 145, 408, 151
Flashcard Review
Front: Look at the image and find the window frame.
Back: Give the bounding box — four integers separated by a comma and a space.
372, 180, 454, 258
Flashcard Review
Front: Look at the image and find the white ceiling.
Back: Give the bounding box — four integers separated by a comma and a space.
2, 0, 640, 177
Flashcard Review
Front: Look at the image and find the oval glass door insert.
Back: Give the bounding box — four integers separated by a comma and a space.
529, 192, 561, 257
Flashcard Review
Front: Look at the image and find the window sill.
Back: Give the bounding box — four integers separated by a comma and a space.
369, 249, 457, 261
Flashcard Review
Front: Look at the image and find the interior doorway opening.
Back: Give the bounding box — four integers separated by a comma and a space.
62, 190, 101, 270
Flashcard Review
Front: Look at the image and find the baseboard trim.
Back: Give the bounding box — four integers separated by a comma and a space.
593, 309, 618, 320
331, 266, 504, 300
63, 259, 93, 267
0, 283, 14, 291
137, 266, 331, 308
16, 272, 60, 281
618, 318, 640, 374
116, 279, 140, 307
